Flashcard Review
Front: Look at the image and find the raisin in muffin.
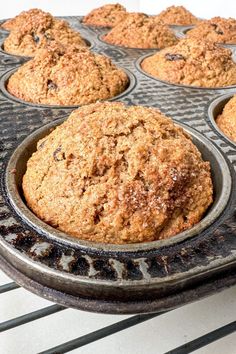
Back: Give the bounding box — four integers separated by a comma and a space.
22, 101, 213, 244
187, 17, 236, 44
141, 38, 236, 88
1, 8, 54, 31
156, 5, 200, 26
7, 45, 129, 106
102, 13, 178, 49
3, 15, 87, 57
216, 95, 236, 142
83, 3, 127, 27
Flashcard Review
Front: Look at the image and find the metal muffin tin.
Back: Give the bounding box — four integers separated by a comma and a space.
0, 16, 236, 314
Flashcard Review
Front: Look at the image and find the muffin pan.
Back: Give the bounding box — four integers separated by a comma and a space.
0, 16, 236, 314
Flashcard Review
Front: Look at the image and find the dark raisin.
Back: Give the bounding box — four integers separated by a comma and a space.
53, 146, 65, 161
47, 80, 57, 90
165, 53, 185, 61
38, 140, 46, 150
211, 23, 224, 35
32, 33, 40, 44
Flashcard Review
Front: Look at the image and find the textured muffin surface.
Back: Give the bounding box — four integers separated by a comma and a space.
7, 46, 129, 106
156, 5, 200, 25
141, 38, 236, 88
1, 8, 53, 31
3, 15, 87, 57
83, 3, 127, 27
102, 13, 178, 49
23, 102, 213, 244
187, 17, 236, 44
216, 95, 236, 142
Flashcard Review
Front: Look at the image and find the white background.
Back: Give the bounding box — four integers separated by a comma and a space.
0, 1, 236, 353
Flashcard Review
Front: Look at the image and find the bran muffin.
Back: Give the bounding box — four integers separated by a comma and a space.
1, 8, 54, 31
156, 5, 200, 26
7, 45, 129, 106
216, 95, 236, 142
102, 13, 178, 49
3, 15, 87, 57
22, 102, 213, 244
141, 38, 236, 88
83, 3, 127, 27
187, 17, 236, 44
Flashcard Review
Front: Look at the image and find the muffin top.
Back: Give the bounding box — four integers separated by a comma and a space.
187, 17, 236, 44
216, 95, 236, 142
3, 16, 87, 57
141, 38, 236, 88
83, 3, 127, 27
1, 8, 53, 31
156, 5, 200, 26
7, 45, 129, 106
102, 13, 178, 49
23, 101, 213, 244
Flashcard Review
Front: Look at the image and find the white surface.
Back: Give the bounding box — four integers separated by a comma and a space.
0, 271, 236, 354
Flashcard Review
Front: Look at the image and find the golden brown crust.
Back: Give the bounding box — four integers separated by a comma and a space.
83, 3, 127, 27
23, 102, 213, 244
216, 95, 236, 142
141, 38, 236, 88
3, 16, 87, 57
7, 45, 129, 106
187, 17, 236, 44
102, 13, 178, 49
156, 5, 200, 26
1, 8, 53, 31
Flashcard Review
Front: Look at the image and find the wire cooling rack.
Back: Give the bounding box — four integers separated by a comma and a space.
1, 274, 235, 354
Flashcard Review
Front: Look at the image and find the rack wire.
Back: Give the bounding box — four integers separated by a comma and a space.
0, 280, 235, 354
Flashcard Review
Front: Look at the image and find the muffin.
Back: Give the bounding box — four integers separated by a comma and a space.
3, 15, 87, 57
187, 17, 236, 44
7, 45, 129, 106
83, 3, 127, 27
156, 5, 200, 26
1, 8, 54, 31
216, 95, 236, 142
102, 13, 178, 49
22, 101, 213, 244
141, 38, 236, 88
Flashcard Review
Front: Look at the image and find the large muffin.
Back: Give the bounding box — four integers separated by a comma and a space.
3, 15, 87, 57
1, 8, 54, 31
156, 5, 200, 26
7, 45, 129, 106
187, 17, 236, 44
102, 13, 178, 49
83, 3, 127, 27
23, 102, 213, 244
141, 38, 236, 88
216, 95, 236, 142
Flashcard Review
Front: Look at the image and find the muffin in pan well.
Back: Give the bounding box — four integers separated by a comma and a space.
102, 13, 178, 49
22, 101, 213, 245
186, 17, 236, 44
82, 3, 128, 28
3, 14, 87, 57
155, 5, 201, 26
7, 45, 129, 106
216, 95, 236, 142
141, 38, 236, 88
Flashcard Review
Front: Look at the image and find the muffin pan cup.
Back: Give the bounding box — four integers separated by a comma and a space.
0, 16, 236, 314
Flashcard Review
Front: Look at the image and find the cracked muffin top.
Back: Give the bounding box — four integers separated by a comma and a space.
3, 14, 87, 57
7, 45, 129, 106
216, 95, 236, 142
1, 8, 55, 31
141, 38, 236, 88
102, 13, 178, 49
83, 3, 128, 27
22, 101, 213, 244
156, 5, 200, 26
187, 17, 236, 44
